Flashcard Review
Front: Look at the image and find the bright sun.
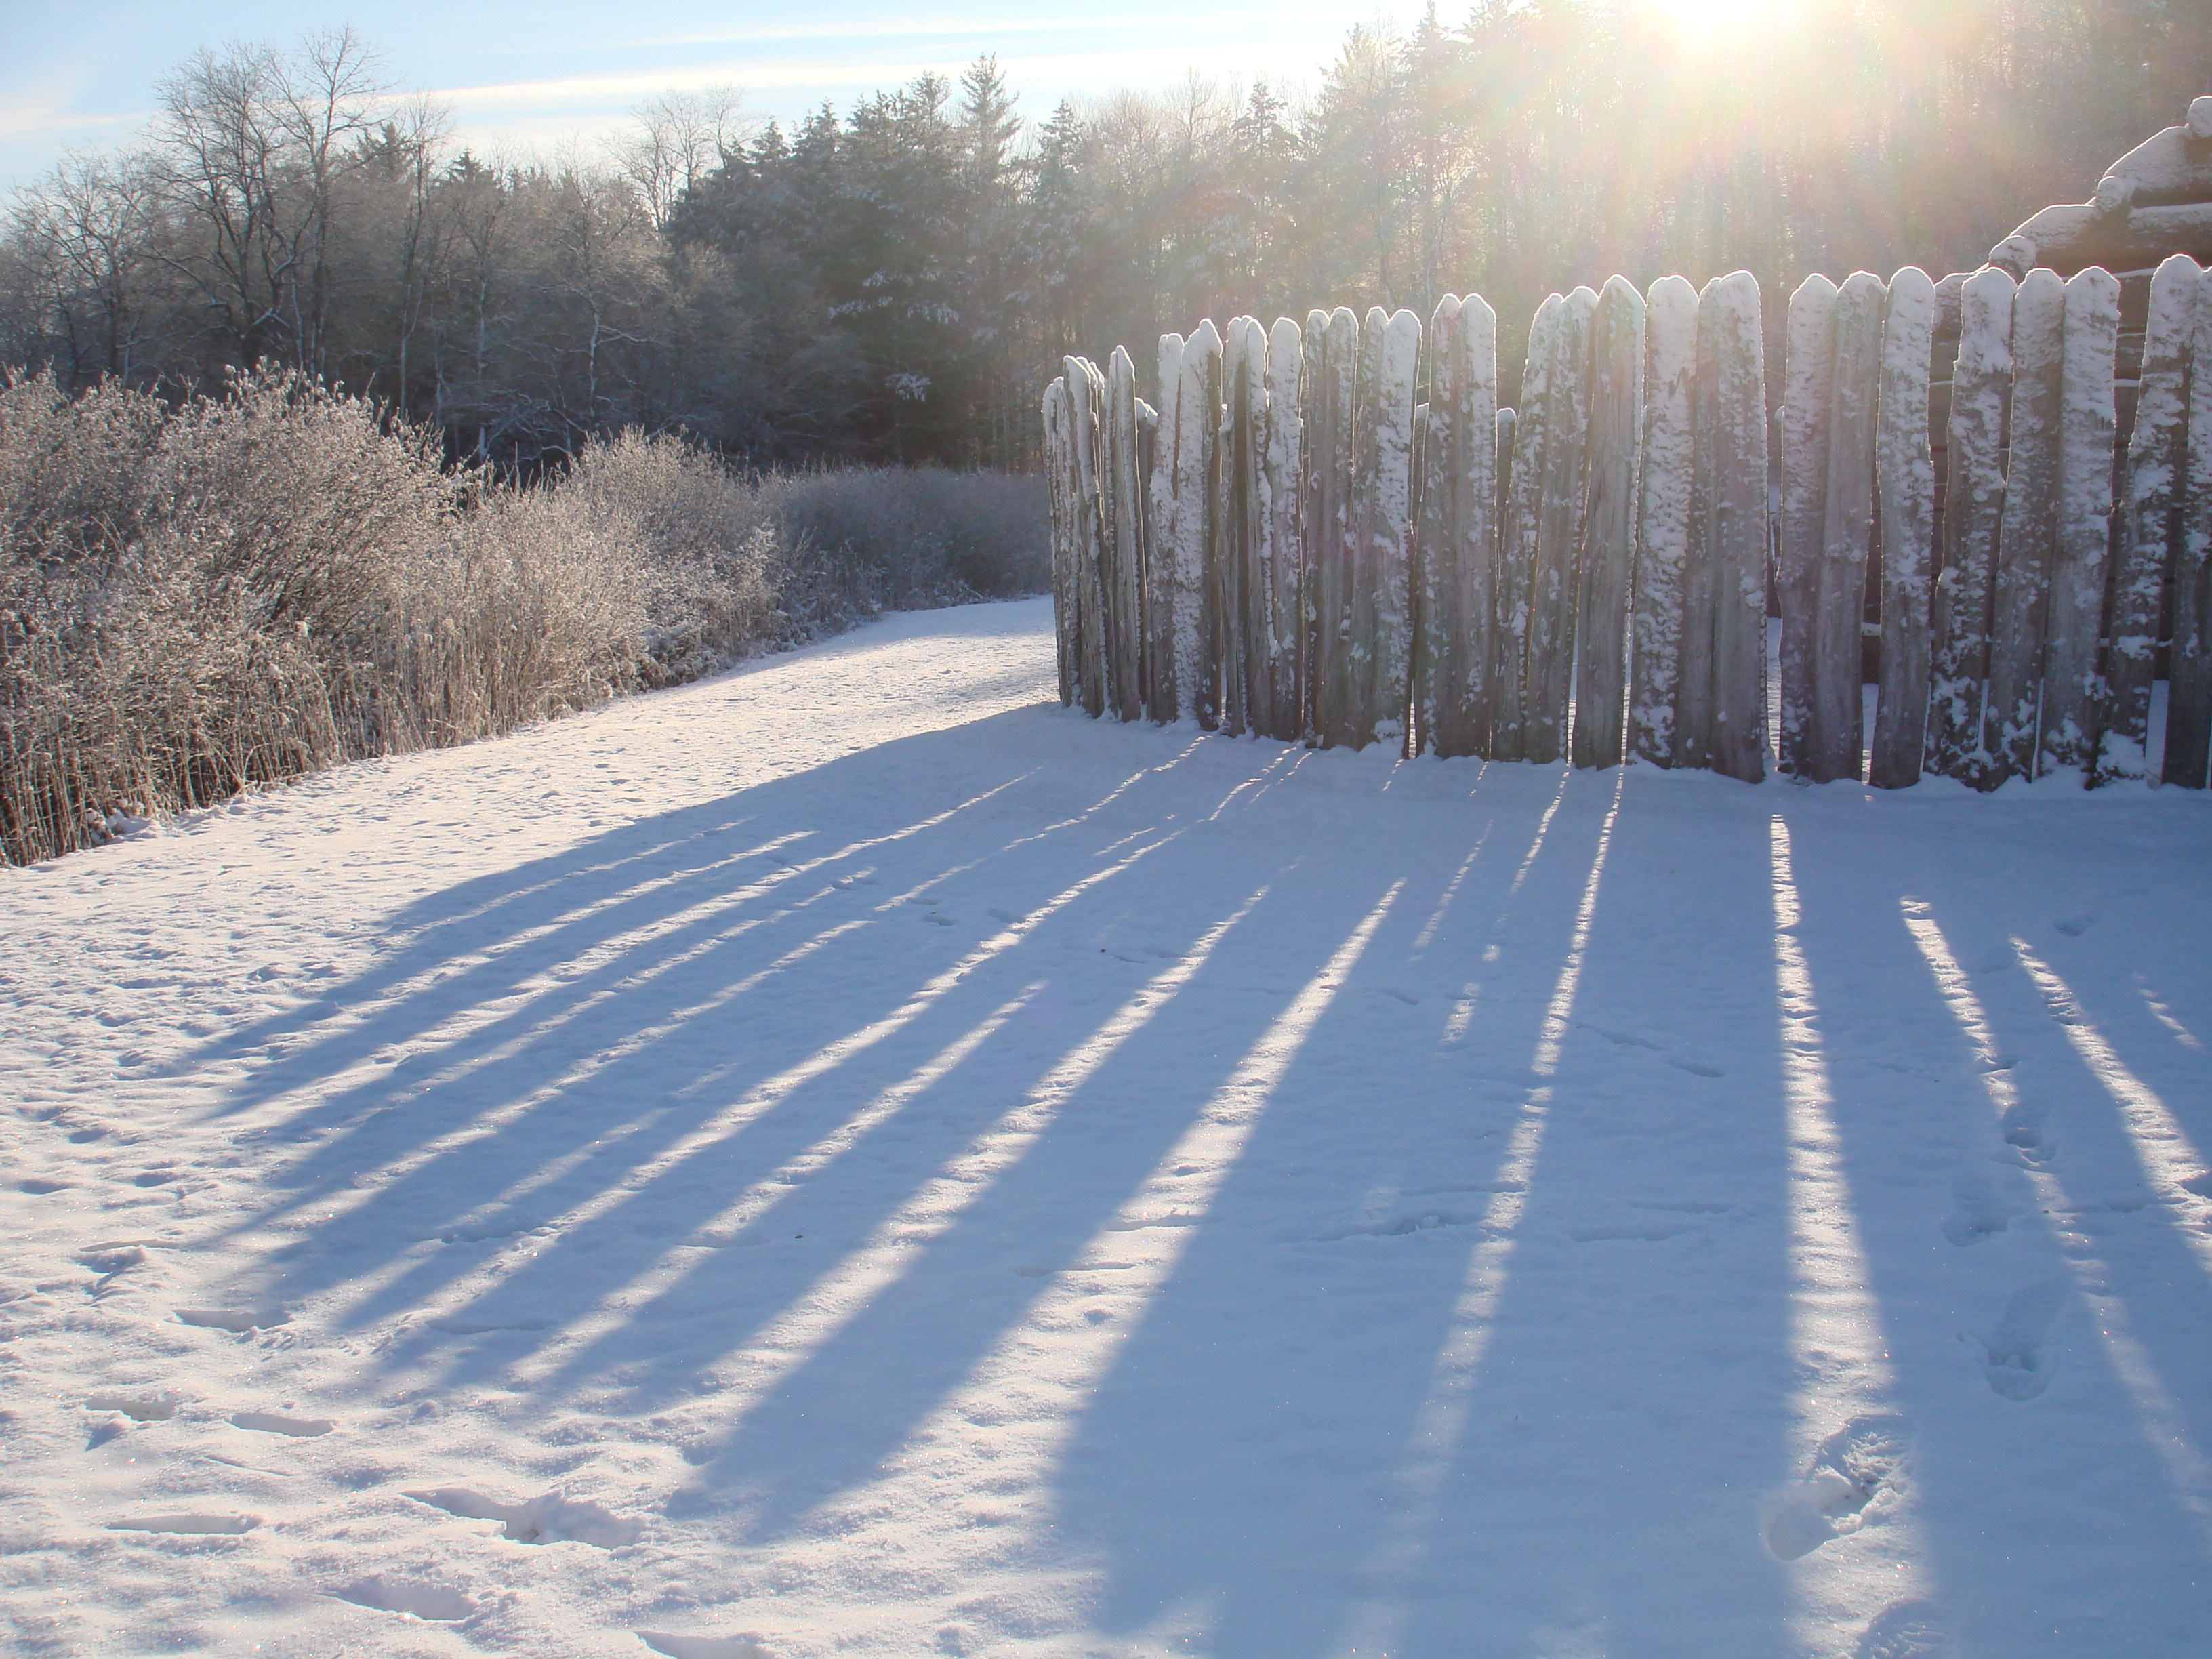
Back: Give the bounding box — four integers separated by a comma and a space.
1639, 0, 1800, 37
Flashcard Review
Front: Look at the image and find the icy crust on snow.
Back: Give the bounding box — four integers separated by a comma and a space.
5, 599, 2212, 1658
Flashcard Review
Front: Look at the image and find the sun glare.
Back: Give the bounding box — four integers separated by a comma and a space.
1641, 0, 1799, 38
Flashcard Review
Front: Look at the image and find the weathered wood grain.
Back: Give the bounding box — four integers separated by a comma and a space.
1927, 268, 2013, 782
1779, 273, 1838, 777
1629, 274, 1698, 768
1263, 316, 1307, 742
1148, 334, 1187, 723
1683, 271, 1768, 782
1102, 345, 1147, 722
2169, 266, 2212, 787
1871, 267, 1937, 788
1573, 275, 1644, 769
1984, 269, 2065, 785
2039, 267, 2126, 780
2095, 257, 2187, 781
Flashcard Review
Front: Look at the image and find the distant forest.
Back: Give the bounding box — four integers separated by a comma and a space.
5, 1, 2207, 469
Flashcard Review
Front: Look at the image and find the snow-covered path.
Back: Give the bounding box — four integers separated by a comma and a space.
6, 597, 2211, 1659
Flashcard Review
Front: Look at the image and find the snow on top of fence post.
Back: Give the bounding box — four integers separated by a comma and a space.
1630, 273, 1698, 768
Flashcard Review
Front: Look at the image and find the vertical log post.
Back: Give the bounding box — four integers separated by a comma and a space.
1454, 297, 1502, 758
2100, 257, 2190, 781
1524, 287, 1597, 763
1148, 334, 1187, 724
1353, 306, 1422, 749
1064, 356, 1111, 719
1683, 271, 1768, 782
1044, 377, 1076, 708
1220, 316, 1267, 738
1927, 268, 2013, 783
1574, 275, 1645, 769
1779, 273, 1839, 777
1414, 295, 1460, 756
1416, 294, 1501, 758
1871, 268, 1938, 789
1311, 307, 1360, 746
1264, 317, 1307, 742
1179, 322, 1224, 730
1102, 346, 1147, 722
2043, 267, 2127, 780
1816, 272, 1884, 781
1495, 295, 1561, 762
1984, 270, 2065, 785
2169, 266, 2212, 787
1630, 274, 1699, 767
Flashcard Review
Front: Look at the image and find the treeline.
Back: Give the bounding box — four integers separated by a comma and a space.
5, 3, 2207, 466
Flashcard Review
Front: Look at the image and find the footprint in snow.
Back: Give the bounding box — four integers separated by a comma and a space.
1974, 1280, 2065, 1400
177, 1307, 288, 1332
335, 1577, 476, 1622
77, 1244, 147, 1280
87, 1391, 181, 1422
1853, 1599, 1956, 1659
405, 1486, 640, 1547
232, 1410, 333, 1437
1761, 1414, 1914, 1561
2051, 913, 2096, 937
106, 1513, 258, 1536
1940, 1171, 2016, 1246
640, 1635, 774, 1659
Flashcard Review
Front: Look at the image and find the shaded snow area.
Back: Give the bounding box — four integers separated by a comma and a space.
7, 597, 2212, 1659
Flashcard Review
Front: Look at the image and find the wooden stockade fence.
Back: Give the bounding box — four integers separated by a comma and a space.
1044, 254, 2212, 789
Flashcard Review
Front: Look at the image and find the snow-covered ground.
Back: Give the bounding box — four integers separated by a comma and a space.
5, 597, 2211, 1659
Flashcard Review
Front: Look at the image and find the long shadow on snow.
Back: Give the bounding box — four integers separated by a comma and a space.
1780, 801, 2212, 1654
1054, 775, 1803, 1659
201, 708, 1208, 1328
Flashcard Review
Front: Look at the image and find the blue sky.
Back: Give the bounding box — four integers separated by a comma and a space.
0, 2, 1398, 190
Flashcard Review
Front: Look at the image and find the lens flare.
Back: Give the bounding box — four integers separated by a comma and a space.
1642, 0, 1800, 39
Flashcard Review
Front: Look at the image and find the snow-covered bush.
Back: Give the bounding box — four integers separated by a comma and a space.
0, 371, 1045, 864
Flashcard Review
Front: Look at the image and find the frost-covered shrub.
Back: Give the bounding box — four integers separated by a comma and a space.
1, 371, 1046, 865
763, 466, 1047, 624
